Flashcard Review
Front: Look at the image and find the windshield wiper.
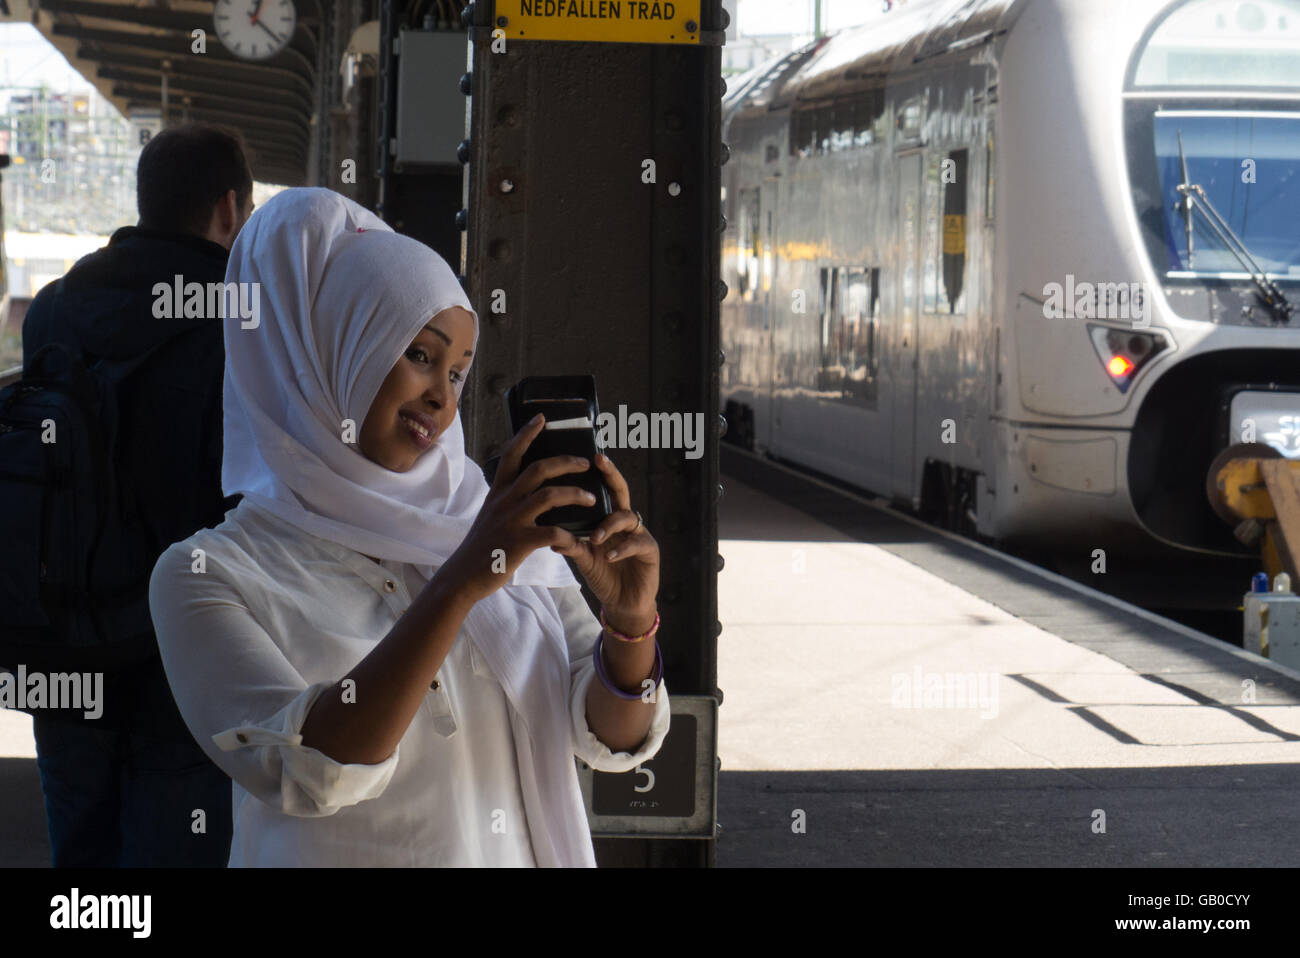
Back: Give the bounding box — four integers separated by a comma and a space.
1177, 131, 1195, 266
1175, 130, 1294, 324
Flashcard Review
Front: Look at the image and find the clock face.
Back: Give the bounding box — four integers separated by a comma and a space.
214, 0, 297, 61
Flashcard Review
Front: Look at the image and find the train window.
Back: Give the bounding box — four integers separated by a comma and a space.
830, 100, 856, 152
940, 148, 968, 314
897, 96, 924, 142
923, 153, 942, 313
737, 188, 761, 302
984, 121, 995, 222
790, 108, 816, 157
818, 266, 840, 378
817, 266, 879, 406
868, 266, 881, 352
845, 268, 877, 404
854, 89, 887, 148
793, 93, 889, 156
1149, 110, 1300, 278
763, 210, 773, 294
816, 105, 835, 153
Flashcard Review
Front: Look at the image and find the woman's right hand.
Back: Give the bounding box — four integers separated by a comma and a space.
440, 413, 593, 604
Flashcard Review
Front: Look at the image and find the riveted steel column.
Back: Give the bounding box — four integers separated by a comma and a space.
460, 0, 725, 867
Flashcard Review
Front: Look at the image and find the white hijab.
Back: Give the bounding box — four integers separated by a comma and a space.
222, 186, 595, 867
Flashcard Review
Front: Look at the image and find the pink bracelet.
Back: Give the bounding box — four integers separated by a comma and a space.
600, 607, 660, 643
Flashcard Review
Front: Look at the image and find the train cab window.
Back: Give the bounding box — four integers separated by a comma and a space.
1124, 0, 1300, 292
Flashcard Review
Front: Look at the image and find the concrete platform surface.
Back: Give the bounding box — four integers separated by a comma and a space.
714, 446, 1300, 867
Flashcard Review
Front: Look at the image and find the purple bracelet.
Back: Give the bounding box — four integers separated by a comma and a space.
592, 631, 663, 701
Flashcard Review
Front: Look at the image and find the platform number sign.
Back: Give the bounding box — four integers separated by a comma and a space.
594, 714, 696, 816
130, 111, 161, 148
578, 694, 716, 837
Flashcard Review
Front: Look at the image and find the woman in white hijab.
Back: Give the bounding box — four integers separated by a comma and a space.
148, 187, 670, 867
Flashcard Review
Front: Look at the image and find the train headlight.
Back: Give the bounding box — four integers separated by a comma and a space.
1088, 325, 1167, 393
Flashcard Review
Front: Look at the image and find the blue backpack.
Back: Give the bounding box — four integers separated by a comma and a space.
0, 342, 165, 672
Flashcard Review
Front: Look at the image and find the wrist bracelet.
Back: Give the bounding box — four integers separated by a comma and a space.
593, 631, 662, 701
600, 606, 659, 643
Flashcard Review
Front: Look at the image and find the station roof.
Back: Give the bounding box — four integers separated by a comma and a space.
2, 0, 318, 185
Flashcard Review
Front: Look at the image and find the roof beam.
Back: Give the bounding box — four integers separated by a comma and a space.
41, 0, 318, 58
109, 80, 310, 141
51, 22, 315, 88
84, 49, 314, 114
130, 105, 310, 154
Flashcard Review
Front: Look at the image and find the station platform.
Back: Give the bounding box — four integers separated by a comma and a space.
715, 444, 1300, 866
3, 446, 1300, 867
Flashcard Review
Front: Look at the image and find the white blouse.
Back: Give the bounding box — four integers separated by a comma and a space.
147, 500, 671, 867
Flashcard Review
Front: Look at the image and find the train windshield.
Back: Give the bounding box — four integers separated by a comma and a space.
1152, 110, 1300, 278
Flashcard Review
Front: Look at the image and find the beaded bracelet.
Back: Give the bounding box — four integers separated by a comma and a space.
600, 607, 660, 643
593, 631, 663, 701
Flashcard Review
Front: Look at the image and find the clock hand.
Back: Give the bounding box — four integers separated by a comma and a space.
249, 0, 265, 25
256, 19, 284, 43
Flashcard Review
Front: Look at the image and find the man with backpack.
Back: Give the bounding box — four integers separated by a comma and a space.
8, 123, 254, 866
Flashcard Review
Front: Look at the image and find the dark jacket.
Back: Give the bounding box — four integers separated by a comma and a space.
22, 226, 240, 740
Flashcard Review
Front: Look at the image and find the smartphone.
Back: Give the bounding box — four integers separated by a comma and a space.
503, 375, 612, 537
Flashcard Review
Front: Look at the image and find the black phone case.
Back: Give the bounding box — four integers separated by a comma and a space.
504, 375, 612, 537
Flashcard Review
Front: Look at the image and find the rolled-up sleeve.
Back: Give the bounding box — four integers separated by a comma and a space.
149, 542, 399, 817
549, 585, 671, 773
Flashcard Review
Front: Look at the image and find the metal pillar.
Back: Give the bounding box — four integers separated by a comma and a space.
374, 0, 465, 264
459, 0, 727, 867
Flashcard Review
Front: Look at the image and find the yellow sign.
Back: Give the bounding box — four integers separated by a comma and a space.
496, 0, 701, 45
942, 215, 966, 255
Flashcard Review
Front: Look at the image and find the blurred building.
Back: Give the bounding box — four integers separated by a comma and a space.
722, 0, 806, 76
0, 83, 136, 235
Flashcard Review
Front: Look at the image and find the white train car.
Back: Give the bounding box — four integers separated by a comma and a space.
720, 0, 1300, 564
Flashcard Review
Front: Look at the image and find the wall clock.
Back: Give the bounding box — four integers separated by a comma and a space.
213, 0, 297, 60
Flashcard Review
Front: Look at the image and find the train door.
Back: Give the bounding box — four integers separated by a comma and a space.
891, 151, 922, 502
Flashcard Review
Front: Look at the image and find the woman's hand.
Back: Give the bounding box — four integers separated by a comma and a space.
548, 452, 660, 635
441, 414, 597, 604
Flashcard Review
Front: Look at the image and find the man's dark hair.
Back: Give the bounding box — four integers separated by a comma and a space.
136, 123, 254, 236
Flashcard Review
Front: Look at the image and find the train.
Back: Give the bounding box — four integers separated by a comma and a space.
719, 0, 1300, 572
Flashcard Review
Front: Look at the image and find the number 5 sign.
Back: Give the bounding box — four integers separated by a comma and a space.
575, 694, 717, 838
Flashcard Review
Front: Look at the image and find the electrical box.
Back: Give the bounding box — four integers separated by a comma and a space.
1244, 592, 1300, 670
395, 30, 470, 167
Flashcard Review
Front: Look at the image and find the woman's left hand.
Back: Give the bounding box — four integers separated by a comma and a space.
549, 452, 659, 632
